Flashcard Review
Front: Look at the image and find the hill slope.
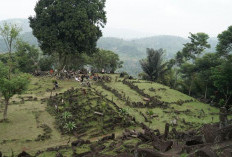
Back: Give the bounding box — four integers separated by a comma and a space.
0, 75, 220, 156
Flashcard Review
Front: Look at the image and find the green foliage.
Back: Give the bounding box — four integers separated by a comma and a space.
91, 49, 123, 73
0, 62, 30, 100
38, 55, 54, 71
140, 48, 168, 81
217, 25, 232, 56
147, 110, 154, 117
0, 22, 21, 53
211, 60, 232, 106
0, 62, 30, 120
119, 108, 128, 116
182, 32, 210, 61
65, 53, 90, 70
64, 121, 76, 133
62, 111, 72, 122
15, 41, 41, 73
29, 0, 107, 67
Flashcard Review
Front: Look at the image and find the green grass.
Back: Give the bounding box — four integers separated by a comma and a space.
134, 81, 193, 102
0, 75, 221, 156
0, 76, 77, 156
108, 81, 145, 103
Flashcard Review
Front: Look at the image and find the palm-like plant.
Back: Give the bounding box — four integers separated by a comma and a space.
147, 110, 154, 118
119, 108, 128, 121
64, 121, 76, 133
62, 111, 72, 122
140, 48, 168, 81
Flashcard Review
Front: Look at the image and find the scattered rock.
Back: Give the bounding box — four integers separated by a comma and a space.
220, 148, 232, 157
137, 149, 171, 157
189, 146, 217, 157
186, 136, 204, 146
71, 139, 91, 147
202, 124, 219, 143
17, 151, 31, 157
55, 152, 63, 157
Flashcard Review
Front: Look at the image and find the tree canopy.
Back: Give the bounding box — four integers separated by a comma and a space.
211, 59, 232, 106
0, 22, 21, 54
29, 0, 107, 65
140, 48, 168, 81
91, 49, 123, 73
15, 41, 41, 73
217, 25, 232, 56
181, 32, 210, 61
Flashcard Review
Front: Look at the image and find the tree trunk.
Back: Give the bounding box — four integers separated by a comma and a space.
174, 71, 178, 89
163, 123, 170, 140
188, 80, 193, 96
204, 84, 208, 99
3, 99, 9, 120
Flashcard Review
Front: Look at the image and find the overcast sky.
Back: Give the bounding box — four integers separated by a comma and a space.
0, 0, 232, 38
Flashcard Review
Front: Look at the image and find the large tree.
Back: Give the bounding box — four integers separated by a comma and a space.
29, 0, 107, 68
140, 48, 168, 82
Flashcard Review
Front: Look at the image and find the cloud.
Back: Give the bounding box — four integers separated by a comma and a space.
1, 0, 232, 37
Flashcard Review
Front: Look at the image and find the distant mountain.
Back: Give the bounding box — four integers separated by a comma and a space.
102, 27, 155, 39
0, 18, 32, 33
97, 36, 217, 75
0, 18, 218, 76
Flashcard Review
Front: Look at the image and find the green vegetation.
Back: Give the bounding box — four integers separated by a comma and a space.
91, 49, 123, 73
0, 75, 220, 155
0, 1, 231, 156
139, 48, 168, 81
29, 0, 107, 70
137, 30, 232, 109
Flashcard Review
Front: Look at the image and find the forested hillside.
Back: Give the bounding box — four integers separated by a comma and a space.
0, 19, 218, 76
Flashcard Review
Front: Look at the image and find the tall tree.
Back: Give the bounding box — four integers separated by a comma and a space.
29, 0, 107, 69
0, 22, 21, 78
179, 63, 196, 96
140, 48, 168, 81
211, 60, 232, 107
217, 25, 232, 57
175, 33, 210, 95
194, 53, 221, 99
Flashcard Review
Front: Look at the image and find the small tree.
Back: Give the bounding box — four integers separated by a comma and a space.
15, 41, 41, 73
91, 49, 123, 73
0, 62, 30, 120
140, 48, 168, 82
0, 22, 21, 55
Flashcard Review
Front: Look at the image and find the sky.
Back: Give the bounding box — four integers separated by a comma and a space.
0, 0, 232, 38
